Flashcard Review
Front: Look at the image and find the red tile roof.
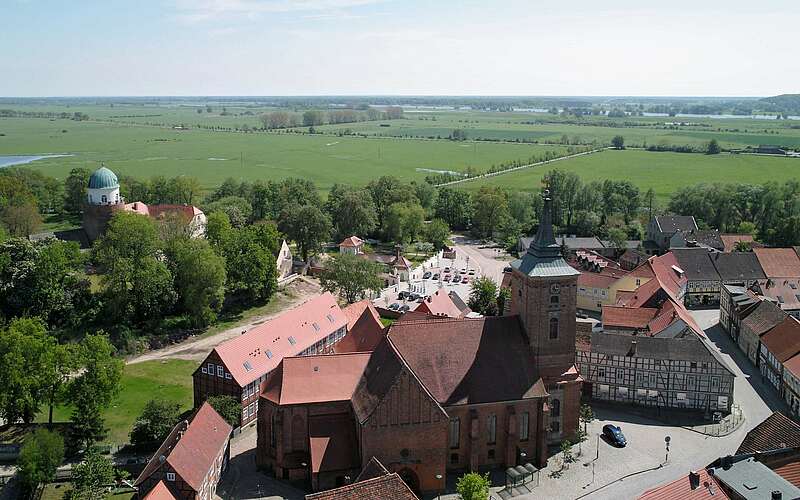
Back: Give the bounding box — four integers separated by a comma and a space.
263, 352, 371, 405
638, 469, 729, 500
721, 234, 756, 253
211, 292, 347, 386
305, 473, 419, 500
387, 316, 547, 405
309, 413, 359, 474
339, 236, 364, 248
334, 301, 385, 353
760, 316, 800, 362
602, 305, 659, 329
774, 460, 800, 488
754, 248, 800, 278
134, 403, 232, 493
737, 412, 800, 454
578, 271, 619, 289
142, 480, 178, 500
124, 202, 203, 220
414, 289, 465, 318
391, 255, 412, 269
784, 353, 800, 381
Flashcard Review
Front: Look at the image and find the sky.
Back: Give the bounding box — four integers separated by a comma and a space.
1, 0, 798, 97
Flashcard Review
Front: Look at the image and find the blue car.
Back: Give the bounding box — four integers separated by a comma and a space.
602, 424, 627, 447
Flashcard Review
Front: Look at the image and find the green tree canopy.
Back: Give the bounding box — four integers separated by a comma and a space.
325, 184, 378, 240
64, 167, 89, 214
320, 253, 384, 304
468, 276, 499, 316
456, 472, 491, 500
280, 204, 332, 262
67, 450, 116, 500
166, 237, 226, 327
611, 135, 625, 149
424, 218, 451, 250
129, 399, 182, 450
18, 428, 65, 495
707, 138, 721, 155
434, 188, 472, 230
206, 395, 243, 428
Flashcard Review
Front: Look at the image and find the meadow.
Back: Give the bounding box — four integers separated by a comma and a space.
0, 116, 569, 191
458, 149, 800, 202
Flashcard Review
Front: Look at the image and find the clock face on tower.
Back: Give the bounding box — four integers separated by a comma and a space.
550, 283, 560, 294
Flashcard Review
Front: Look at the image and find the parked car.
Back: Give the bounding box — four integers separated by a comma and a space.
460, 268, 467, 274
602, 424, 627, 447
400, 304, 411, 312
408, 293, 421, 301
462, 277, 470, 284
423, 271, 432, 279
577, 312, 589, 319
468, 269, 476, 275
444, 267, 451, 273
452, 275, 462, 283
432, 273, 440, 280
444, 275, 451, 282
398, 291, 410, 299
503, 266, 513, 273
389, 303, 400, 310
592, 322, 603, 333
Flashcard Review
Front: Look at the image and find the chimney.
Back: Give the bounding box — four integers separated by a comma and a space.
772, 491, 782, 500
689, 470, 701, 490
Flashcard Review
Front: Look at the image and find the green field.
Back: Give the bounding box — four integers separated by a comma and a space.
40, 360, 197, 446
458, 149, 800, 202
0, 117, 569, 191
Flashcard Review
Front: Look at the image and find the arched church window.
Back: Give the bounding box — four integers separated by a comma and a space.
101, 195, 107, 204
549, 317, 558, 339
551, 398, 560, 417
550, 295, 559, 304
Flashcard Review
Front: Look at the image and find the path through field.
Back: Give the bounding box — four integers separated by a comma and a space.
126, 277, 321, 365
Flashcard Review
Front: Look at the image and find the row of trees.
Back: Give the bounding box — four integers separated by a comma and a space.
258, 106, 403, 129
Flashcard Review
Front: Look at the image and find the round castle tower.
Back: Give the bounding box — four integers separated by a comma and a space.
83, 165, 125, 242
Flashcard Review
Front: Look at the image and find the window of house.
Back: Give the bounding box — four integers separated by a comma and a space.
551, 421, 560, 433
312, 322, 320, 332
520, 412, 529, 441
549, 317, 559, 339
266, 350, 273, 359
450, 453, 459, 465
676, 392, 686, 401
599, 384, 609, 393
618, 386, 628, 396
217, 366, 224, 378
616, 368, 624, 380
597, 368, 605, 378
551, 399, 560, 417
690, 362, 697, 370
487, 449, 496, 460
207, 363, 214, 374
101, 195, 108, 203
242, 390, 247, 401
487, 415, 497, 444
225, 373, 231, 380
550, 295, 559, 304
449, 418, 460, 448
166, 472, 175, 481
636, 389, 647, 397
202, 367, 207, 374
327, 313, 335, 323
242, 409, 248, 421
711, 377, 720, 391
270, 413, 277, 447
648, 390, 658, 398
648, 372, 657, 386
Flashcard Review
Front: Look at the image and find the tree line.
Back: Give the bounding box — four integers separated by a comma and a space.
258, 106, 403, 130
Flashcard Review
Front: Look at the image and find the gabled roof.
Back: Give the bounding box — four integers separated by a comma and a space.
754, 248, 800, 278
741, 300, 788, 337
579, 271, 619, 289
305, 472, 419, 500
209, 292, 347, 386
354, 457, 389, 483
387, 316, 547, 406
737, 412, 800, 454
262, 352, 371, 405
654, 215, 698, 234
134, 403, 232, 493
759, 316, 800, 362
142, 480, 178, 500
123, 202, 203, 220
755, 278, 800, 311
783, 353, 800, 381
309, 413, 359, 474
672, 248, 720, 282
710, 457, 800, 500
638, 468, 729, 500
710, 252, 765, 281
415, 289, 465, 318
687, 229, 724, 250
339, 236, 364, 248
334, 301, 385, 353
391, 254, 412, 269
721, 234, 756, 253
602, 305, 659, 330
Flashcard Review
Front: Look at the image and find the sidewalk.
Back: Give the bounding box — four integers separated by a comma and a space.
592, 401, 745, 437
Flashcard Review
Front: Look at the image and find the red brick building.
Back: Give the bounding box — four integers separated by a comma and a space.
134, 403, 232, 500
256, 191, 582, 495
192, 293, 383, 426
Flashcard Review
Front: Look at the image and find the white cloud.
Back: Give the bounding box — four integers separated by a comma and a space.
174, 0, 386, 22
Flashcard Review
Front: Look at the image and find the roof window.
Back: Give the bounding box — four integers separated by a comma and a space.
327, 314, 335, 323
243, 360, 253, 371
312, 322, 320, 332
288, 336, 297, 345
265, 350, 273, 359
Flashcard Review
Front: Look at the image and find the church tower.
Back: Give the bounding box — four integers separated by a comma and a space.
509, 189, 580, 378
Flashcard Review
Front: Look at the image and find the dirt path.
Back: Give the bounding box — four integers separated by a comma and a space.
126, 277, 321, 365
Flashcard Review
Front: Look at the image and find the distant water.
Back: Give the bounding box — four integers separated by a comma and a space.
642, 112, 800, 120
0, 154, 73, 168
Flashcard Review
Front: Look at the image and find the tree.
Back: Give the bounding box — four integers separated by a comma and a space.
205, 211, 233, 250
471, 187, 510, 239
280, 204, 332, 262
68, 334, 123, 450
1, 200, 41, 236
606, 227, 627, 251
435, 188, 472, 230
221, 228, 277, 304
468, 276, 499, 316
366, 176, 416, 231
579, 404, 594, 434
320, 253, 384, 304
93, 212, 176, 324
206, 395, 242, 428
734, 240, 752, 252
129, 399, 182, 450
325, 185, 378, 240
302, 110, 326, 126
63, 167, 90, 214
0, 318, 51, 424
455, 471, 490, 500
204, 196, 253, 227
166, 238, 226, 327
561, 439, 575, 464
384, 202, 425, 243
424, 218, 451, 250
66, 450, 115, 500
18, 429, 65, 495
611, 135, 625, 149
707, 138, 721, 155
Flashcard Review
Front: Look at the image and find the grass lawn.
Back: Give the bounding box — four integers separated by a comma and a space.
40, 482, 135, 500
39, 360, 197, 447
459, 149, 800, 203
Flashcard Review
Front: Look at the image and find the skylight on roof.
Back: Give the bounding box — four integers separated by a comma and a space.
312, 322, 320, 331
791, 283, 798, 290
265, 350, 273, 359
326, 314, 334, 323
243, 360, 253, 371
778, 295, 785, 304
288, 336, 297, 345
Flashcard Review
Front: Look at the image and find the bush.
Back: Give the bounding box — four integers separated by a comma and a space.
456, 471, 491, 500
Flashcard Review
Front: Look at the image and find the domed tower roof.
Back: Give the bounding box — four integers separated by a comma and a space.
88, 166, 119, 189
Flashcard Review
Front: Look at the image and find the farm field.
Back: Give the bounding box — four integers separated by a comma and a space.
39, 359, 197, 446
458, 149, 800, 202
0, 117, 568, 191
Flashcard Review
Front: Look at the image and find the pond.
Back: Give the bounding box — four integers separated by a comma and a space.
0, 154, 73, 168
